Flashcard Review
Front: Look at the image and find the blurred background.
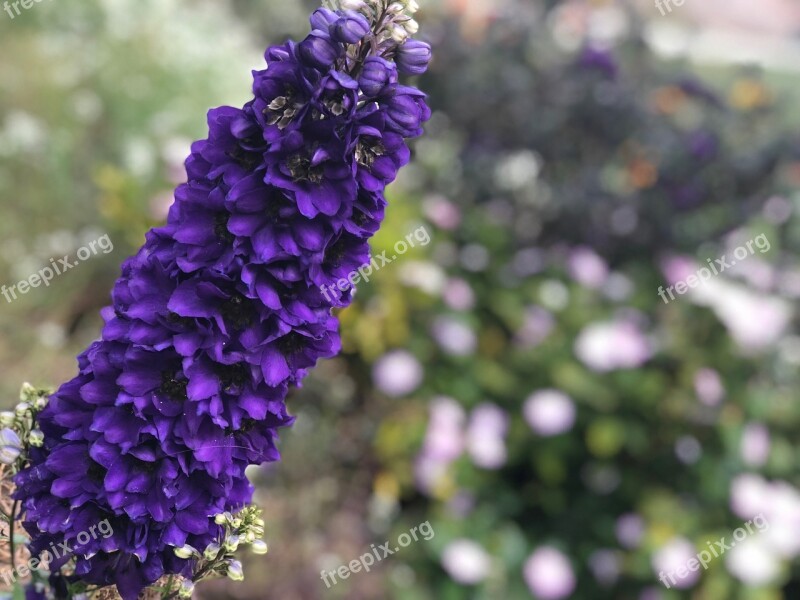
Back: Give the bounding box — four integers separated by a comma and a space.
2, 0, 800, 598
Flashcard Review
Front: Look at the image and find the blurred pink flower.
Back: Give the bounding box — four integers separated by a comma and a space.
431, 316, 477, 356
574, 318, 653, 371
442, 277, 476, 311
424, 397, 466, 462
373, 350, 423, 397
415, 397, 465, 494
651, 538, 700, 589
694, 368, 725, 406
568, 246, 609, 289
523, 389, 576, 436
741, 423, 770, 467
466, 403, 508, 469
523, 546, 576, 600
730, 473, 770, 519
615, 513, 645, 549
515, 306, 555, 348
423, 195, 462, 230
441, 539, 491, 585
725, 538, 780, 586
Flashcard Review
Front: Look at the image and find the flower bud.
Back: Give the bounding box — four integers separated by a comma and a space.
28, 429, 44, 448
309, 8, 339, 33
20, 382, 36, 401
251, 540, 269, 555
0, 428, 22, 465
244, 530, 256, 543
224, 535, 241, 553
174, 545, 196, 559
299, 33, 341, 69
407, 0, 420, 13
226, 560, 244, 581
388, 2, 404, 14
359, 57, 398, 97
390, 24, 409, 43
340, 0, 368, 10
403, 19, 419, 35
15, 402, 30, 417
214, 512, 229, 525
395, 39, 431, 75
332, 11, 371, 44
204, 542, 221, 560
178, 580, 195, 599
34, 396, 48, 410
0, 411, 15, 426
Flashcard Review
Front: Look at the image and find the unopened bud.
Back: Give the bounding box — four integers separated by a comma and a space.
214, 513, 229, 525
390, 24, 409, 42
204, 542, 221, 560
251, 540, 269, 555
178, 580, 195, 598
340, 0, 368, 10
227, 560, 244, 581
20, 383, 36, 401
174, 545, 196, 559
225, 535, 241, 553
0, 412, 15, 426
403, 18, 419, 35
28, 429, 44, 447
14, 403, 30, 417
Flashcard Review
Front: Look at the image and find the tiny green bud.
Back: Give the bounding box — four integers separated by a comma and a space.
0, 411, 15, 426
226, 560, 244, 581
204, 542, 221, 560
251, 540, 269, 555
224, 535, 240, 553
244, 531, 256, 544
232, 518, 242, 529
214, 513, 228, 525
20, 382, 36, 401
173, 545, 196, 559
178, 580, 195, 598
254, 518, 265, 528
28, 429, 44, 448
14, 402, 30, 417
34, 396, 48, 410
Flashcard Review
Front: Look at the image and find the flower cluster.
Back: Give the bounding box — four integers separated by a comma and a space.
14, 1, 430, 598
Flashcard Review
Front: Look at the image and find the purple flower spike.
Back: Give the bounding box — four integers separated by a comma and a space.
14, 2, 430, 599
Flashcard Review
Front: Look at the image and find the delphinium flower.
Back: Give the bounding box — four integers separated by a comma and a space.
13, 1, 430, 598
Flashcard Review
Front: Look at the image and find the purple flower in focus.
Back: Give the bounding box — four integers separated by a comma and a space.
14, 4, 431, 598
